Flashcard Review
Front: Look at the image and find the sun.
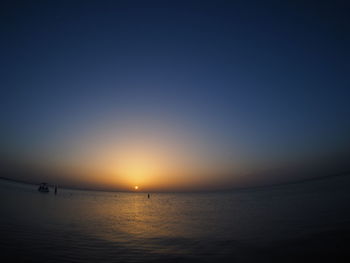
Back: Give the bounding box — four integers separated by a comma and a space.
134, 186, 139, 190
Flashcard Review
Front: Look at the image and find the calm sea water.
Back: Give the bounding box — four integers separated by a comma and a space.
1, 176, 350, 262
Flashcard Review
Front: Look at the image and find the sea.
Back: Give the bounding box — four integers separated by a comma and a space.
1, 175, 350, 262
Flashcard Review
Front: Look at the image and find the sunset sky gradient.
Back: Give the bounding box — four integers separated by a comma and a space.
1, 0, 349, 191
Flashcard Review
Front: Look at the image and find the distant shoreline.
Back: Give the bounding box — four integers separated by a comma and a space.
1, 173, 349, 194
0, 176, 127, 194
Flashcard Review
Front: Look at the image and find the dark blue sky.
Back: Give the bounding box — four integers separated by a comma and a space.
1, 0, 349, 189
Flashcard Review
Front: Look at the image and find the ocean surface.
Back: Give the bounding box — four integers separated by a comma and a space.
1, 175, 350, 262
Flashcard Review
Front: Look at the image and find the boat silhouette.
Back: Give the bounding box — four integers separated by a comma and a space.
38, 183, 49, 193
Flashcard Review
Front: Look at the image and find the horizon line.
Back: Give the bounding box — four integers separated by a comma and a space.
1, 173, 349, 194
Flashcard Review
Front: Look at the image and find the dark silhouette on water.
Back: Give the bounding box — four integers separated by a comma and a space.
148, 193, 150, 199
54, 185, 58, 195
38, 183, 49, 193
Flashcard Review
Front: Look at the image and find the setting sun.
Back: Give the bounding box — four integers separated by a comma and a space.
134, 186, 139, 190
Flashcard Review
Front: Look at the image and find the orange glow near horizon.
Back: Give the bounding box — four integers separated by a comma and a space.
34, 119, 237, 191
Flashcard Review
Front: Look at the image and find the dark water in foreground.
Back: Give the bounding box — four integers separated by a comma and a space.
1, 176, 350, 262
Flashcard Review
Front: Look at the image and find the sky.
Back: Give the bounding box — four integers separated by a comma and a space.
1, 0, 349, 191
